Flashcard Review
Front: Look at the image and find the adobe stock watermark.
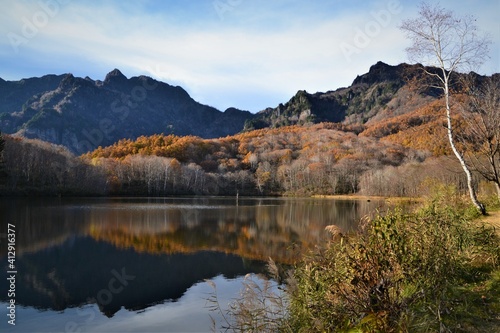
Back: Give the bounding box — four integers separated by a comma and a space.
143, 64, 170, 81
7, 0, 71, 54
213, 0, 244, 20
64, 267, 135, 333
339, 0, 402, 63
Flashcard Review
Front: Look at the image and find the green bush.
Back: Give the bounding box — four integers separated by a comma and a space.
212, 185, 499, 332
287, 186, 499, 332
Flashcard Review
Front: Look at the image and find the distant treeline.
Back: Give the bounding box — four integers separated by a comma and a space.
0, 134, 106, 196
0, 123, 485, 197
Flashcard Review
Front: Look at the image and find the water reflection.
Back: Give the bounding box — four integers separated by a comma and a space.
8, 237, 263, 317
0, 197, 383, 331
106, 198, 378, 261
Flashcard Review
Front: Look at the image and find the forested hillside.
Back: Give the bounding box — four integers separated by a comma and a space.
0, 134, 106, 195
82, 123, 409, 195
1, 62, 497, 198
0, 118, 489, 198
78, 103, 478, 197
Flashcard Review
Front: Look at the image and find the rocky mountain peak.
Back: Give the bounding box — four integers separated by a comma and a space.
0, 69, 253, 153
352, 61, 404, 86
57, 73, 76, 90
103, 68, 127, 85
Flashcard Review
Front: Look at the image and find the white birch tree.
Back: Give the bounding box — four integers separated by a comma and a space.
461, 76, 500, 201
400, 2, 490, 214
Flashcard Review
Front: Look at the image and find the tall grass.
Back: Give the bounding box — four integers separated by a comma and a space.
209, 185, 499, 332
207, 260, 291, 333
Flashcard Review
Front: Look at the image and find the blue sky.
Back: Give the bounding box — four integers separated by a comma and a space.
1, 0, 498, 112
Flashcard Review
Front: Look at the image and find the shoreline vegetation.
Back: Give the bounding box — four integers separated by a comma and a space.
311, 194, 424, 204
209, 186, 500, 332
0, 129, 497, 203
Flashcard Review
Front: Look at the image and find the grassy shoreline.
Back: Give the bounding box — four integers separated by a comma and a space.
311, 193, 424, 204
215, 188, 500, 332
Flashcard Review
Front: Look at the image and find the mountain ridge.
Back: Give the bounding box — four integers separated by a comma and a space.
1, 62, 496, 155
243, 61, 441, 130
0, 70, 253, 154
2, 62, 498, 198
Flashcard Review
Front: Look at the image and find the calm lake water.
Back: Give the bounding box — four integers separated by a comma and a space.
0, 197, 384, 332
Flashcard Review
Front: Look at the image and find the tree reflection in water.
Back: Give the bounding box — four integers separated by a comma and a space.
0, 197, 384, 320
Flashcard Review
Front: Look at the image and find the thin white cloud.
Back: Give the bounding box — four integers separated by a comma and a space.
0, 0, 497, 112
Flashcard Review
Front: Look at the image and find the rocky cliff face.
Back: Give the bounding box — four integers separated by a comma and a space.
0, 69, 253, 154
2, 62, 491, 154
243, 62, 439, 130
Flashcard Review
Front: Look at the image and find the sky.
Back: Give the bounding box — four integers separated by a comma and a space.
1, 0, 499, 113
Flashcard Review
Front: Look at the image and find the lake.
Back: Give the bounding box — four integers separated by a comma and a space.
0, 196, 384, 332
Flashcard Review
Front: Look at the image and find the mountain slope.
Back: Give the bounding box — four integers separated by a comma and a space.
0, 69, 253, 154
1, 62, 494, 156
0, 74, 66, 115
243, 62, 437, 130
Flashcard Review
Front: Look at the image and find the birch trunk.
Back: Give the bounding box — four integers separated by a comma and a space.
443, 76, 486, 214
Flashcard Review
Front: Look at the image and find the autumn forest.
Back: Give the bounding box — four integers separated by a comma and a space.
1, 73, 498, 201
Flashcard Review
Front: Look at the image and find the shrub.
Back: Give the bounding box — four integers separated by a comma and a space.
207, 259, 291, 333
287, 186, 498, 332
211, 185, 499, 332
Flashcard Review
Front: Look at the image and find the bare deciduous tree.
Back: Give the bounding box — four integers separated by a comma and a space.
461, 76, 500, 201
400, 2, 491, 214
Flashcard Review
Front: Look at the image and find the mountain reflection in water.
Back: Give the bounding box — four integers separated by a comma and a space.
0, 197, 384, 328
